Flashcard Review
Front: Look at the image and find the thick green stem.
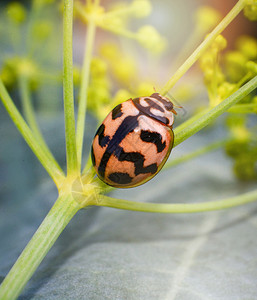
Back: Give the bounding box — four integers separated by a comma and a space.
174, 75, 257, 147
0, 79, 64, 186
160, 0, 246, 95
76, 21, 96, 171
98, 189, 257, 213
63, 0, 78, 176
0, 194, 80, 300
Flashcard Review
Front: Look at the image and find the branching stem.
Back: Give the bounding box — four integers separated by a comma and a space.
0, 194, 80, 300
98, 189, 257, 213
18, 75, 63, 173
0, 79, 64, 186
174, 75, 257, 147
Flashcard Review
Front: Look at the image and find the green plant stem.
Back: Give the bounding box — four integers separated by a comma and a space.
18, 75, 63, 173
174, 75, 257, 147
18, 75, 42, 139
98, 189, 257, 213
76, 20, 96, 171
163, 138, 229, 170
0, 193, 80, 300
63, 0, 78, 176
26, 0, 41, 56
0, 79, 64, 186
160, 0, 246, 96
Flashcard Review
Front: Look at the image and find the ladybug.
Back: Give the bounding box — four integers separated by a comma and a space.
91, 92, 177, 188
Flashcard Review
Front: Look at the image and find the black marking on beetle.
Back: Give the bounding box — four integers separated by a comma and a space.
98, 151, 112, 179
133, 98, 170, 126
91, 146, 96, 166
140, 130, 166, 153
118, 149, 158, 176
95, 124, 110, 147
150, 93, 174, 111
108, 172, 132, 184
97, 115, 139, 179
143, 98, 164, 112
112, 103, 123, 120
94, 97, 173, 183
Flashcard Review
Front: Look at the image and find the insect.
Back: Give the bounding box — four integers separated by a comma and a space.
91, 92, 177, 188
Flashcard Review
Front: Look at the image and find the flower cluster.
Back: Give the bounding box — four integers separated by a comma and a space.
73, 0, 167, 121
0, 1, 59, 90
85, 46, 156, 121
199, 27, 257, 180
74, 0, 166, 54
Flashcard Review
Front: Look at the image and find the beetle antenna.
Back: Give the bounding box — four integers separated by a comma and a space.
167, 92, 187, 116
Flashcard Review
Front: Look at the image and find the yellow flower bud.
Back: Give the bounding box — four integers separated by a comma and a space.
131, 0, 152, 18
236, 35, 257, 59
244, 1, 257, 21
112, 57, 137, 85
17, 59, 38, 78
195, 6, 221, 32
224, 51, 248, 82
213, 35, 227, 51
0, 66, 15, 88
32, 21, 53, 41
7, 2, 26, 24
232, 126, 250, 141
90, 58, 108, 77
199, 53, 214, 71
137, 26, 167, 54
234, 156, 257, 181
100, 43, 119, 60
203, 68, 214, 81
246, 61, 257, 75
218, 82, 236, 99
136, 82, 155, 96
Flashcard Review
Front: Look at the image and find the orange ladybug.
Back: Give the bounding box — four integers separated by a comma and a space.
91, 93, 177, 188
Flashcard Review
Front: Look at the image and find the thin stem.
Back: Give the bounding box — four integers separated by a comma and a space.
18, 75, 63, 173
174, 75, 257, 147
160, 0, 246, 96
0, 194, 80, 300
19, 75, 42, 138
76, 21, 96, 171
100, 25, 137, 39
63, 0, 78, 176
0, 79, 64, 186
26, 0, 41, 56
102, 4, 138, 18
164, 138, 229, 170
98, 189, 257, 213
82, 155, 93, 174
